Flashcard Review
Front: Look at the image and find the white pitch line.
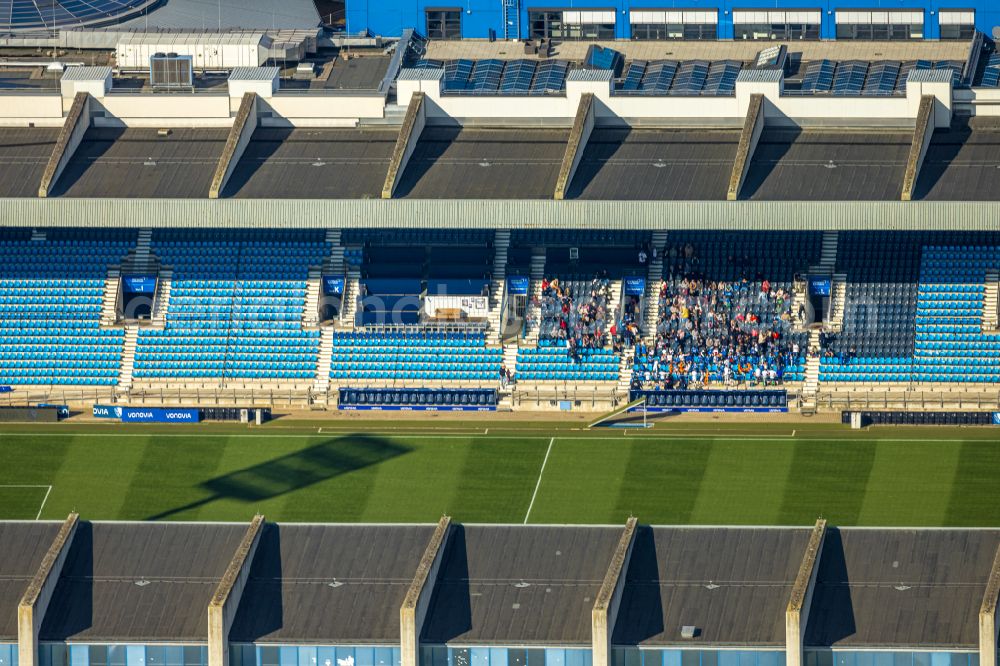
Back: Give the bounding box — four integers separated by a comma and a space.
0, 431, 534, 440
0, 428, 993, 440
36, 485, 52, 521
0, 485, 53, 521
524, 437, 555, 525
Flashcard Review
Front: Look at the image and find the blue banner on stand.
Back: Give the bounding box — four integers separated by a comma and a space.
123, 275, 157, 293
993, 412, 1000, 425
120, 407, 200, 423
0, 386, 12, 393
624, 277, 646, 296
340, 405, 495, 412
92, 404, 119, 418
507, 276, 530, 295
809, 277, 832, 296
323, 276, 346, 295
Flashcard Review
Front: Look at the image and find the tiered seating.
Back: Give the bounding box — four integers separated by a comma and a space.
913, 246, 1000, 383
516, 343, 618, 382
0, 238, 131, 385
329, 332, 501, 384
819, 233, 1000, 384
635, 232, 820, 390
134, 234, 328, 385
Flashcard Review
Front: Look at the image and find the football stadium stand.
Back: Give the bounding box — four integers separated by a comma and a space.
0, 227, 997, 413
1, 33, 1000, 414
2, 517, 1000, 666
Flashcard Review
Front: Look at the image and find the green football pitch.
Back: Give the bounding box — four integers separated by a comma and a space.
0, 420, 998, 526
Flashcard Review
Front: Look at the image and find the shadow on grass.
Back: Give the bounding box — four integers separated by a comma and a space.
146, 435, 410, 520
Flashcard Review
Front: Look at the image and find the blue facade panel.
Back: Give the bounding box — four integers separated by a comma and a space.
352, 0, 1000, 42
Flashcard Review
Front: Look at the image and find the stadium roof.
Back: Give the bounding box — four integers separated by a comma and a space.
916, 117, 1000, 201
229, 523, 437, 644
38, 521, 248, 643
111, 0, 319, 32
568, 128, 740, 200
225, 128, 397, 199
613, 527, 812, 647
804, 528, 1000, 649
0, 128, 59, 198
4, 521, 1000, 650
395, 128, 569, 200
0, 522, 62, 641
15, 121, 1000, 204
53, 128, 227, 199
420, 525, 624, 646
743, 130, 912, 201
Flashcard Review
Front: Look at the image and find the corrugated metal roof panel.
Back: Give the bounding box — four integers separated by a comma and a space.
397, 67, 444, 81
61, 66, 113, 81
229, 66, 279, 81
567, 69, 613, 82
736, 69, 783, 83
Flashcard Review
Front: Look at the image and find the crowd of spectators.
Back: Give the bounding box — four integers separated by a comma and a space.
631, 243, 805, 390
531, 272, 647, 360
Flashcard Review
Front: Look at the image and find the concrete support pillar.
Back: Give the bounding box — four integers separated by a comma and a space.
727, 93, 765, 201
400, 516, 452, 666
592, 517, 638, 666
209, 92, 259, 199
900, 95, 936, 202
554, 92, 595, 201
39, 93, 91, 198
382, 92, 427, 200
18, 514, 80, 666
208, 515, 265, 666
979, 544, 1000, 666
786, 519, 827, 666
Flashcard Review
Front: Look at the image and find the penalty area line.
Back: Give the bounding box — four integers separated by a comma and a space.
0, 484, 53, 520
524, 437, 555, 525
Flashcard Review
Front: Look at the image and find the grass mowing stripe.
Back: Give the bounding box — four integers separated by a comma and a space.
689, 440, 794, 525
612, 437, 713, 524
945, 439, 1000, 527
776, 439, 877, 525
856, 440, 961, 526
2, 429, 999, 526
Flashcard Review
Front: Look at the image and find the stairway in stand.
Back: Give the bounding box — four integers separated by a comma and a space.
800, 329, 822, 415
312, 327, 336, 401
117, 325, 139, 393
523, 249, 546, 345
488, 229, 511, 343
643, 231, 668, 341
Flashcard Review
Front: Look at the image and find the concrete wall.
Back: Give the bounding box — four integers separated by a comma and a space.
400, 517, 452, 666
0, 94, 64, 125
592, 518, 638, 666
210, 93, 259, 199
207, 516, 265, 666
979, 545, 1000, 666
17, 514, 79, 666
97, 95, 232, 127
382, 92, 425, 199
786, 520, 827, 666
263, 95, 386, 124
39, 92, 92, 198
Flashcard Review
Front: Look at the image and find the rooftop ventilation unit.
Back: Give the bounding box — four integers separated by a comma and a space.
681, 626, 699, 639
150, 53, 194, 91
